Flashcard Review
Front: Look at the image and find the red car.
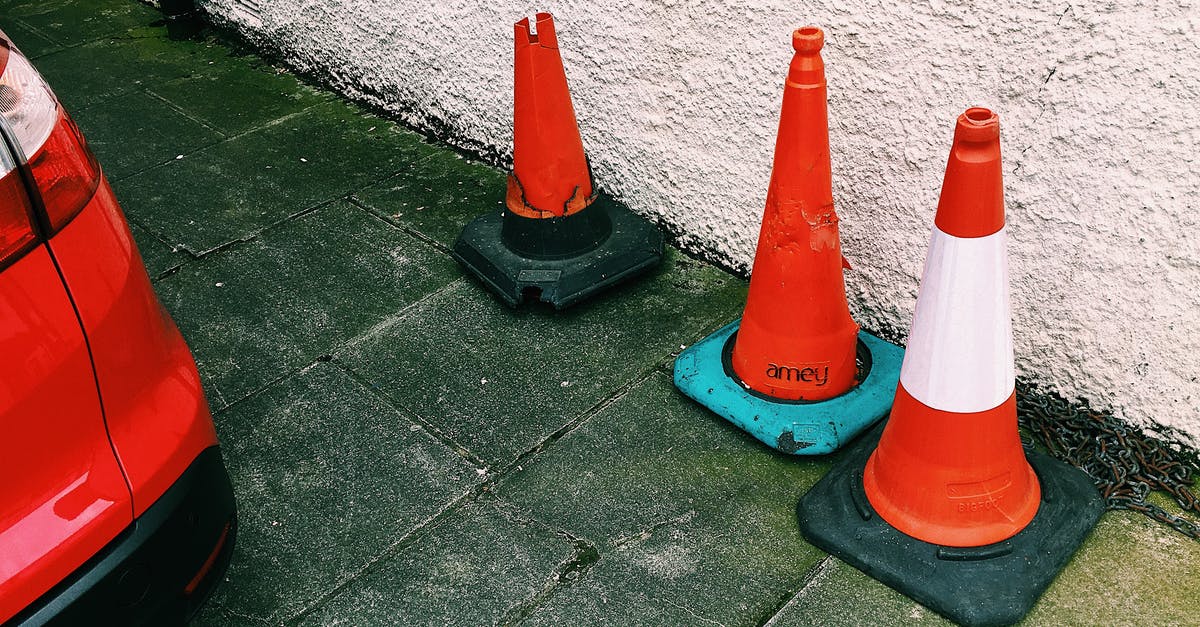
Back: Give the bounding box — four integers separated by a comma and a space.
0, 33, 235, 623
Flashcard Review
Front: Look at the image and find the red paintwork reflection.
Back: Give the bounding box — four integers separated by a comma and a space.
50, 179, 217, 515
0, 247, 132, 623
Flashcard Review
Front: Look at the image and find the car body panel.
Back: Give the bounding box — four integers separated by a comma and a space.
0, 28, 234, 622
0, 244, 133, 624
11, 447, 236, 626
49, 178, 218, 516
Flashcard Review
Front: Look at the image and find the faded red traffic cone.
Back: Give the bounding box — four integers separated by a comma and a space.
672, 26, 903, 456
798, 107, 1103, 627
506, 13, 592, 218
730, 26, 859, 402
453, 12, 663, 309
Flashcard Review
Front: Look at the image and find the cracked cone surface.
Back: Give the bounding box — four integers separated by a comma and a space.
506, 13, 593, 218
863, 108, 1041, 548
450, 11, 663, 309
730, 26, 859, 402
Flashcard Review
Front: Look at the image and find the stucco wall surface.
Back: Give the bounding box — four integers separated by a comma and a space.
199, 0, 1200, 445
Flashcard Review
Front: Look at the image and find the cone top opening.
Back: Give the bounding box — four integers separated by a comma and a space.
793, 26, 824, 53
515, 12, 557, 47
955, 107, 1000, 143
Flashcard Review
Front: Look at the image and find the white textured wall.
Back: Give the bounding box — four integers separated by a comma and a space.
200, 0, 1200, 445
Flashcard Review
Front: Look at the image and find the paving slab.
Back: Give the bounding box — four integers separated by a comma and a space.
296, 496, 579, 626
497, 372, 830, 626
148, 50, 331, 136
115, 100, 436, 254
2, 19, 62, 58
0, 0, 159, 47
335, 248, 746, 467
31, 31, 224, 110
73, 89, 223, 181
763, 557, 949, 627
127, 219, 189, 279
192, 361, 482, 624
351, 147, 506, 248
153, 200, 459, 409
1023, 508, 1200, 625
764, 509, 1200, 626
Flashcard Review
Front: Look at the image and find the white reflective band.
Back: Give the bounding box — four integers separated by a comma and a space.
899, 225, 1015, 413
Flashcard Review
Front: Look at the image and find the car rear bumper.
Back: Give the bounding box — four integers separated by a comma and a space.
11, 447, 236, 626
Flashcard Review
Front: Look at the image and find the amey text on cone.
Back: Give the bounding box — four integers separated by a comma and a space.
798, 107, 1103, 627
673, 26, 903, 455
452, 12, 663, 309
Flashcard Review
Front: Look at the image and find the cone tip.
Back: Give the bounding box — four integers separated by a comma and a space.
792, 26, 824, 53
515, 12, 556, 44
956, 107, 1000, 143
936, 107, 1005, 238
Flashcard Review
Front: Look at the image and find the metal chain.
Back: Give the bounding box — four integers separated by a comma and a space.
1016, 381, 1200, 541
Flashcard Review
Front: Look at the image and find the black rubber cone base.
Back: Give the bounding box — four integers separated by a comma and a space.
797, 424, 1104, 627
452, 193, 664, 309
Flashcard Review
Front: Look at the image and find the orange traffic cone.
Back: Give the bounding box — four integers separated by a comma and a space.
673, 27, 903, 455
798, 108, 1102, 626
506, 14, 591, 218
863, 107, 1038, 547
453, 12, 663, 309
730, 26, 860, 402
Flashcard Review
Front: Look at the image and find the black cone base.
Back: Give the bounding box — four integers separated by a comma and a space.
797, 423, 1104, 627
452, 193, 663, 309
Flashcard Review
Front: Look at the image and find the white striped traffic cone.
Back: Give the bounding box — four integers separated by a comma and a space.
797, 107, 1103, 627
862, 107, 1039, 547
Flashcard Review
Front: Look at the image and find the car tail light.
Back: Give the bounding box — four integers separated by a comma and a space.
0, 38, 101, 234
0, 160, 36, 267
0, 45, 36, 267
